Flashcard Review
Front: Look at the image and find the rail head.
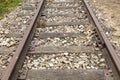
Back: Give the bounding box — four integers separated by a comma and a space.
1, 0, 45, 80
82, 0, 120, 80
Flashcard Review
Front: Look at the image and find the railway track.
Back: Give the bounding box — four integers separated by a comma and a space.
0, 0, 120, 80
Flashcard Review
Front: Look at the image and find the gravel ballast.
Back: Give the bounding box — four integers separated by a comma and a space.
0, 0, 41, 69
22, 0, 108, 70
88, 0, 120, 57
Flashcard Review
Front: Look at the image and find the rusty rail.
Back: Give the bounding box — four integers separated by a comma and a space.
81, 0, 120, 80
1, 0, 45, 80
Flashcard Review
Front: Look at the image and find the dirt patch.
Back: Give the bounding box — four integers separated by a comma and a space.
89, 0, 120, 57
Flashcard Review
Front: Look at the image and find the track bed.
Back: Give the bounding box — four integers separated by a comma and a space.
0, 0, 120, 80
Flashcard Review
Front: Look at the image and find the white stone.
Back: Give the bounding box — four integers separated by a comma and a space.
64, 52, 69, 56
49, 63, 54, 67
100, 58, 105, 62
51, 58, 55, 62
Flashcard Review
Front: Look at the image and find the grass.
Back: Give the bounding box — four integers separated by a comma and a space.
0, 0, 23, 19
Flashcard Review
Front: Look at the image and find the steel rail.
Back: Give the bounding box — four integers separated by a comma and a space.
1, 0, 45, 80
82, 0, 120, 80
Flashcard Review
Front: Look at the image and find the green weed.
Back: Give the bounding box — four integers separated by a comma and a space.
0, 0, 23, 19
